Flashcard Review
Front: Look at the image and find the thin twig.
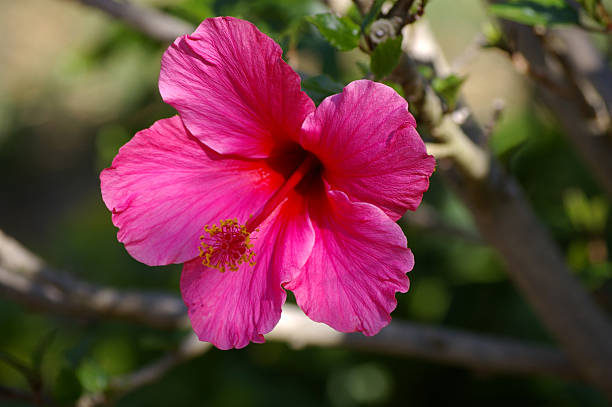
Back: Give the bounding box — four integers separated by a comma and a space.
483, 98, 506, 139
354, 0, 375, 14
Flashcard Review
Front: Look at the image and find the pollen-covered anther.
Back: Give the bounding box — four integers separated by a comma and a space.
199, 218, 256, 272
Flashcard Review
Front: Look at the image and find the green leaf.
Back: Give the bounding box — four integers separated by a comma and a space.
482, 22, 505, 48
417, 64, 435, 80
77, 359, 109, 393
489, 0, 580, 26
345, 3, 364, 24
306, 13, 360, 51
301, 75, 344, 105
432, 74, 467, 110
361, 0, 386, 32
383, 81, 405, 97
563, 189, 609, 233
583, 262, 612, 290
370, 36, 403, 80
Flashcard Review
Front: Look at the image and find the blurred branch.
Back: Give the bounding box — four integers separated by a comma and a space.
0, 229, 579, 381
483, 99, 506, 139
73, 0, 194, 42
0, 230, 188, 329
321, 0, 353, 15
386, 18, 612, 400
354, 0, 375, 14
491, 20, 612, 200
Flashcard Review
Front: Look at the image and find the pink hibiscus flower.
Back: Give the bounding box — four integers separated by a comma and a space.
101, 17, 435, 349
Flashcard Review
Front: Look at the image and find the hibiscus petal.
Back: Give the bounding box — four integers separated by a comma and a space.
100, 116, 287, 266
300, 79, 435, 220
159, 17, 314, 159
286, 186, 413, 336
181, 192, 314, 349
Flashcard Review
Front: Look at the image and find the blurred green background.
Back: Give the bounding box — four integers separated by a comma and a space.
1, 0, 611, 405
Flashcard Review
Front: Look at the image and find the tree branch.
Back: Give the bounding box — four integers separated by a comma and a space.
388, 19, 612, 399
491, 20, 612, 200
354, 0, 375, 15
0, 229, 578, 381
0, 237, 189, 329
73, 0, 194, 42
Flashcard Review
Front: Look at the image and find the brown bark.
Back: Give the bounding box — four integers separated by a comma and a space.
499, 23, 612, 200
77, 0, 194, 42
391, 26, 612, 399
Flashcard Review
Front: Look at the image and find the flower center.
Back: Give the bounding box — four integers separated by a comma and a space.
198, 154, 318, 272
199, 219, 255, 272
